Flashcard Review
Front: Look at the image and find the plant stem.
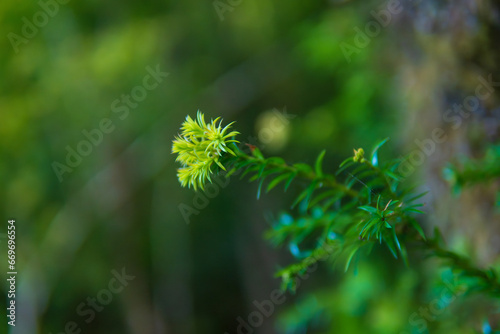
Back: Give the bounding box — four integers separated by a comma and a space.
233, 148, 360, 198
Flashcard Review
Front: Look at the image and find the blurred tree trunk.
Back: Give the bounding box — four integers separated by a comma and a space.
395, 0, 500, 265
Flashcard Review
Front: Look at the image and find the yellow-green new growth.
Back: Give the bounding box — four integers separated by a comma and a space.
353, 148, 365, 163
172, 111, 240, 190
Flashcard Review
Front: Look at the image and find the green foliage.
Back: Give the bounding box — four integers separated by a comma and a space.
443, 144, 500, 194
436, 143, 500, 297
235, 139, 429, 283
173, 118, 500, 331
172, 111, 240, 190
424, 231, 500, 297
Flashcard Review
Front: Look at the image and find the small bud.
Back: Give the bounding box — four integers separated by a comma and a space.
353, 148, 365, 162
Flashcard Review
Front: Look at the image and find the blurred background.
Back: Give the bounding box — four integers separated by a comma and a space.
1, 0, 500, 333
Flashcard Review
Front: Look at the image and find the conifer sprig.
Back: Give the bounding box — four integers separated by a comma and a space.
172, 113, 500, 312
172, 111, 239, 190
